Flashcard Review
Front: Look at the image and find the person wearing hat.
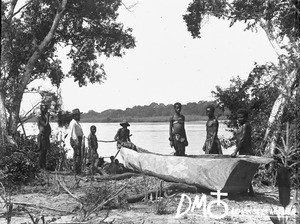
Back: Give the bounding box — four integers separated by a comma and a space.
114, 120, 136, 150
37, 103, 51, 169
69, 108, 84, 175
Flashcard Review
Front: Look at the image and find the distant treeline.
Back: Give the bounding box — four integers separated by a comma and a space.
80, 101, 229, 123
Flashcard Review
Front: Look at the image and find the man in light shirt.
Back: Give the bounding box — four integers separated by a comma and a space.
69, 108, 84, 175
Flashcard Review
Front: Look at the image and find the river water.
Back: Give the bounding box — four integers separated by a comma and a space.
21, 121, 234, 160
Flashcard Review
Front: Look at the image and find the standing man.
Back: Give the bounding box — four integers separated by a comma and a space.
37, 103, 51, 170
231, 108, 255, 196
169, 102, 188, 156
69, 108, 84, 175
231, 108, 254, 157
202, 105, 222, 154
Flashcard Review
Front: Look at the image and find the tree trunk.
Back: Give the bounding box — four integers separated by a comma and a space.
8, 96, 22, 136
264, 68, 298, 155
0, 83, 7, 140
0, 1, 18, 141
260, 16, 300, 155
2, 0, 68, 137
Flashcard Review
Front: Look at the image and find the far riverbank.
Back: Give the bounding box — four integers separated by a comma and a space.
79, 115, 228, 123
26, 115, 228, 123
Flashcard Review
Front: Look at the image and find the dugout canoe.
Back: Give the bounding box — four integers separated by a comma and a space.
120, 147, 273, 193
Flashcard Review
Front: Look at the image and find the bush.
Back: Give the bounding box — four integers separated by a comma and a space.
0, 136, 39, 188
0, 133, 64, 188
47, 141, 63, 171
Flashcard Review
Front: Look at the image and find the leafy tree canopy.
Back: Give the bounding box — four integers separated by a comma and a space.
1, 0, 135, 87
183, 0, 299, 70
1, 0, 136, 136
183, 0, 300, 155
183, 0, 299, 41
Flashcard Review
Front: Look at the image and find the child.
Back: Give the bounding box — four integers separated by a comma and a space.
88, 125, 99, 175
169, 102, 188, 156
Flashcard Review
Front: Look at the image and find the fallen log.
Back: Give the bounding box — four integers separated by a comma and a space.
94, 172, 140, 181
166, 183, 200, 193
127, 183, 198, 203
13, 201, 75, 214
49, 171, 73, 175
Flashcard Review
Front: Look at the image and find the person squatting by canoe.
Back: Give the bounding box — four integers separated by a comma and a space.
69, 108, 84, 175
202, 105, 223, 154
114, 120, 137, 151
231, 108, 255, 196
169, 102, 188, 156
37, 103, 51, 170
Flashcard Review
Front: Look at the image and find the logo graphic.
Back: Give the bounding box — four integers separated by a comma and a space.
175, 190, 229, 219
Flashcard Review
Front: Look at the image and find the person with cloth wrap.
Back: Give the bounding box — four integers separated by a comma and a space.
169, 102, 188, 156
202, 105, 223, 154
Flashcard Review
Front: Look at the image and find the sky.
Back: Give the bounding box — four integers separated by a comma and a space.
22, 0, 279, 114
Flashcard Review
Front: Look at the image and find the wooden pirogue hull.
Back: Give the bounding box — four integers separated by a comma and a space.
120, 147, 273, 193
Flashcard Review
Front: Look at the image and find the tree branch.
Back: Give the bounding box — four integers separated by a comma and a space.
6, 0, 18, 22
85, 184, 127, 217
121, 1, 138, 12
20, 101, 41, 120
259, 20, 283, 57
290, 0, 300, 15
21, 0, 68, 92
11, 0, 33, 18
18, 114, 36, 126
56, 175, 83, 207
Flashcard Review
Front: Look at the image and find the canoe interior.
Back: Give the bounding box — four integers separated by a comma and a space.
121, 147, 273, 193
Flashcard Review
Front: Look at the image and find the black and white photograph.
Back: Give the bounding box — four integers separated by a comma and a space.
0, 0, 299, 223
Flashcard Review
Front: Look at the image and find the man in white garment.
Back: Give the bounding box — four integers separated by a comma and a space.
69, 108, 84, 175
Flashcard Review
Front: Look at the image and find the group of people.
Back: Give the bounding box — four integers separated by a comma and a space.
168, 102, 255, 196
37, 105, 134, 175
37, 106, 86, 174
169, 102, 254, 159
37, 102, 254, 179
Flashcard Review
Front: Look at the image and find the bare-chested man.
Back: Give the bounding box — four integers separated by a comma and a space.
169, 102, 188, 156
202, 105, 222, 154
37, 103, 51, 170
231, 108, 255, 196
